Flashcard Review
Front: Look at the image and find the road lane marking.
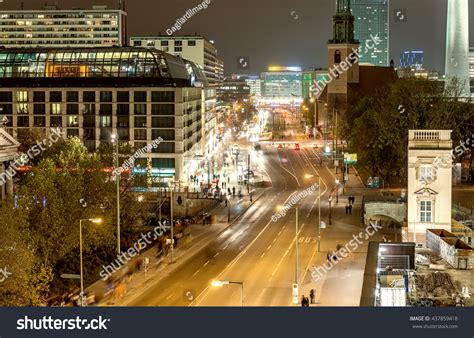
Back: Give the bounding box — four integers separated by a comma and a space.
190, 191, 300, 306
267, 244, 272, 250
165, 293, 174, 300
203, 260, 210, 267
192, 269, 201, 277
213, 252, 220, 258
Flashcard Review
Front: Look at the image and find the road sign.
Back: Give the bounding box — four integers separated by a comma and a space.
344, 153, 358, 165
292, 283, 299, 304
60, 274, 80, 280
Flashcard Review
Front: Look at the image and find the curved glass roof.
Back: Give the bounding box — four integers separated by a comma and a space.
0, 47, 207, 85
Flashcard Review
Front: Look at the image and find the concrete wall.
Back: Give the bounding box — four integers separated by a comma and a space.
426, 229, 474, 269
364, 202, 406, 223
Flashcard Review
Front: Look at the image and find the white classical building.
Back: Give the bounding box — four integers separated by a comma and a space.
0, 124, 20, 200
407, 130, 453, 242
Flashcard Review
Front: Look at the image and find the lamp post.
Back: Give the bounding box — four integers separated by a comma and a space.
212, 280, 244, 306
335, 179, 339, 203
317, 176, 321, 252
247, 152, 250, 194
170, 181, 175, 264
227, 195, 231, 222
310, 98, 318, 139
79, 218, 102, 307
111, 134, 120, 255
329, 197, 332, 225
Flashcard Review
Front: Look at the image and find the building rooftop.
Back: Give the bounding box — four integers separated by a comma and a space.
0, 47, 208, 87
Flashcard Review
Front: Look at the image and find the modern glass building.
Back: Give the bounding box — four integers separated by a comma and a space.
351, 0, 389, 66
0, 47, 215, 184
262, 67, 302, 100
400, 50, 424, 69
302, 69, 330, 99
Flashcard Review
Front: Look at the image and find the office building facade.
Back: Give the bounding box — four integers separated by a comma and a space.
0, 47, 210, 184
351, 0, 389, 66
400, 50, 424, 70
130, 35, 224, 86
0, 5, 127, 48
262, 67, 302, 99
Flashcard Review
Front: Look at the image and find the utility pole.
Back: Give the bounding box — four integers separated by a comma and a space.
247, 152, 250, 194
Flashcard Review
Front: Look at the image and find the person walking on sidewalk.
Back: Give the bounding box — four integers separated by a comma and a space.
309, 289, 315, 304
348, 204, 352, 215
232, 187, 236, 197
345, 205, 349, 215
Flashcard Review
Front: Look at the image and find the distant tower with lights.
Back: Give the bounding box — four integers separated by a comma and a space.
326, 0, 360, 112
445, 0, 470, 97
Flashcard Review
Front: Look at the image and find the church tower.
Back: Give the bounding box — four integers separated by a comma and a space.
327, 0, 360, 111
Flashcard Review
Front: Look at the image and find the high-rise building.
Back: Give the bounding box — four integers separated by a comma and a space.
245, 76, 263, 97
0, 5, 127, 48
0, 47, 211, 184
352, 0, 389, 66
469, 48, 474, 94
130, 35, 224, 86
445, 0, 470, 97
302, 69, 329, 99
400, 50, 424, 70
262, 66, 302, 100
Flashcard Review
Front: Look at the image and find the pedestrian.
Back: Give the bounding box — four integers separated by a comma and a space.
227, 176, 230, 184
304, 296, 310, 307
348, 204, 352, 215
348, 196, 351, 205
228, 188, 231, 195
232, 187, 236, 197
225, 199, 228, 207
301, 295, 307, 307
345, 205, 349, 215
309, 289, 315, 304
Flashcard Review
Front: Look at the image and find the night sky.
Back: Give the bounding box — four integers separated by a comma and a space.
2, 0, 474, 76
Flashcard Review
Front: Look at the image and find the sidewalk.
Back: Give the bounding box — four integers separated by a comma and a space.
87, 185, 266, 306
299, 158, 369, 306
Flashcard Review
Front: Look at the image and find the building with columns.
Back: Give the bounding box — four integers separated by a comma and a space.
407, 130, 453, 242
0, 125, 20, 200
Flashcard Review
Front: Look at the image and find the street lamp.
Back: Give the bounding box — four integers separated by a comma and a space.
169, 181, 175, 264
111, 134, 120, 256
227, 195, 231, 222
335, 179, 339, 203
310, 98, 319, 139
328, 196, 333, 225
79, 218, 102, 307
211, 280, 244, 306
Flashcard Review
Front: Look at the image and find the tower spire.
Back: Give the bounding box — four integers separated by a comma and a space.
330, 0, 357, 43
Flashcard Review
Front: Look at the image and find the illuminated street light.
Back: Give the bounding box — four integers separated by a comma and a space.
79, 218, 102, 306
111, 134, 120, 256
211, 280, 244, 306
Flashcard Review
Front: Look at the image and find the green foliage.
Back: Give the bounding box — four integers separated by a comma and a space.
346, 78, 474, 182
0, 137, 150, 304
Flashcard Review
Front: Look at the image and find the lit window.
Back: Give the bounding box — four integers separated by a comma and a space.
420, 200, 432, 222
16, 91, 28, 102
17, 103, 29, 114
51, 103, 61, 115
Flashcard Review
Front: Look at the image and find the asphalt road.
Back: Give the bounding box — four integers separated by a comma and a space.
125, 142, 376, 306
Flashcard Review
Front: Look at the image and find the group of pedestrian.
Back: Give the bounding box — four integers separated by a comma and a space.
301, 290, 316, 307
348, 195, 355, 204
